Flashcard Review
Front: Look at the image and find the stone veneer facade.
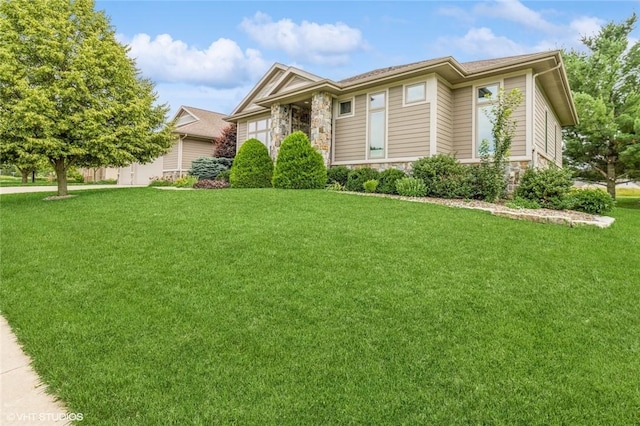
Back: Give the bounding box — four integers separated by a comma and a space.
310, 91, 333, 167
270, 103, 291, 159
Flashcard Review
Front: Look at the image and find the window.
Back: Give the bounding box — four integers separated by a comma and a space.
404, 82, 426, 104
247, 118, 271, 147
476, 83, 500, 155
477, 84, 498, 102
338, 100, 353, 117
368, 92, 386, 159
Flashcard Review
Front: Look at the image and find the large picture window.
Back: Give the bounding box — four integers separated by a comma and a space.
247, 118, 271, 147
368, 92, 386, 159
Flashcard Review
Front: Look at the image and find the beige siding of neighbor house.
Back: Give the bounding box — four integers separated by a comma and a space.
504, 75, 527, 157
387, 85, 430, 158
535, 84, 562, 166
437, 80, 453, 155
163, 143, 179, 170
334, 94, 367, 162
452, 86, 473, 159
181, 139, 213, 170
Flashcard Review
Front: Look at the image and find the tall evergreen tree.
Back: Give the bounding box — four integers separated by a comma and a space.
563, 13, 640, 198
0, 0, 174, 196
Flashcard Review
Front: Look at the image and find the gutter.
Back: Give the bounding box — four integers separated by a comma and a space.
531, 62, 562, 168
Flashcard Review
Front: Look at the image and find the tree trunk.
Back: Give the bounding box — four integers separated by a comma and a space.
20, 169, 29, 183
606, 156, 616, 199
54, 159, 68, 196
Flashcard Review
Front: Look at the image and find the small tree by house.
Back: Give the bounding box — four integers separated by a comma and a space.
213, 123, 237, 159
229, 138, 273, 188
272, 131, 327, 189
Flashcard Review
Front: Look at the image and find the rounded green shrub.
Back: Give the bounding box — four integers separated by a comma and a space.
412, 154, 471, 198
515, 166, 573, 208
363, 179, 379, 193
229, 138, 273, 188
568, 188, 614, 214
395, 177, 427, 197
327, 166, 350, 186
272, 131, 327, 189
378, 168, 406, 194
346, 168, 380, 192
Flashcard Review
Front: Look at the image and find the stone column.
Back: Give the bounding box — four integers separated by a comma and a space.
310, 91, 332, 167
270, 103, 291, 160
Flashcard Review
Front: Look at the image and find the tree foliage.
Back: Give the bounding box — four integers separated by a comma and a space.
563, 13, 640, 198
0, 0, 174, 196
213, 123, 237, 159
272, 131, 327, 189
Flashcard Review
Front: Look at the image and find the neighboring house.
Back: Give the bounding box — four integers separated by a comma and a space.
118, 106, 227, 185
224, 51, 577, 181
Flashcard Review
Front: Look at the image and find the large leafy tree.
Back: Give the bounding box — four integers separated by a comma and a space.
563, 13, 640, 198
0, 0, 174, 196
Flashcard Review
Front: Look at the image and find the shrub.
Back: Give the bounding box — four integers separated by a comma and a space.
516, 167, 573, 208
213, 123, 237, 159
272, 131, 327, 189
505, 196, 541, 210
363, 179, 379, 193
412, 154, 471, 198
568, 188, 614, 214
215, 169, 231, 182
395, 177, 427, 197
189, 157, 233, 180
148, 176, 173, 187
327, 166, 350, 186
346, 168, 380, 192
467, 163, 506, 202
378, 168, 406, 194
326, 181, 345, 191
193, 179, 230, 189
229, 138, 273, 188
174, 175, 198, 188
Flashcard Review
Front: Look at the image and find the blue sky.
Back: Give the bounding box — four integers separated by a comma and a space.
95, 1, 639, 117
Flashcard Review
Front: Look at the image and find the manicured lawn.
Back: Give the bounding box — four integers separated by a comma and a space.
1, 188, 639, 424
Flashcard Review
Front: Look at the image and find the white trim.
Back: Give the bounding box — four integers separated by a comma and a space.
336, 97, 355, 119
402, 81, 427, 106
427, 76, 438, 156
451, 70, 529, 89
458, 156, 531, 164
332, 156, 423, 166
365, 89, 388, 160
471, 79, 503, 159
525, 70, 534, 162
177, 137, 184, 175
344, 73, 436, 99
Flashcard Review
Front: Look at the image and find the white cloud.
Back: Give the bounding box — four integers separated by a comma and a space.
436, 27, 528, 59
120, 33, 268, 88
570, 16, 605, 41
240, 12, 367, 65
155, 83, 251, 116
475, 0, 558, 33
437, 6, 475, 24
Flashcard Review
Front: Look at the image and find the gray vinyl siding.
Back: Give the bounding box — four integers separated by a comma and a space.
282, 75, 310, 91
181, 139, 213, 170
437, 80, 453, 155
163, 143, 179, 170
535, 84, 562, 166
504, 75, 527, 157
452, 86, 473, 159
388, 85, 430, 158
334, 94, 366, 162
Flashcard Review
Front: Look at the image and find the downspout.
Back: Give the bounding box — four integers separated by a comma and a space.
531, 62, 562, 168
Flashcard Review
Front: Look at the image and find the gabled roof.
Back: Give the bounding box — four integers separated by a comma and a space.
173, 106, 227, 140
225, 50, 577, 125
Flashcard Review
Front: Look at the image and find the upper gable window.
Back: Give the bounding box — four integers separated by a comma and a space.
477, 84, 499, 102
404, 82, 426, 105
338, 99, 353, 118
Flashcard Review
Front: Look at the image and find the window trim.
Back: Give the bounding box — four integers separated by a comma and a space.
403, 81, 427, 106
246, 117, 272, 148
472, 81, 502, 158
336, 97, 355, 119
366, 90, 388, 160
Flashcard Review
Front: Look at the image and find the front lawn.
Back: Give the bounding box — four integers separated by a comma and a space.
1, 188, 639, 424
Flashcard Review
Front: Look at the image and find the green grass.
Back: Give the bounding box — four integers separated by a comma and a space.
1, 188, 639, 424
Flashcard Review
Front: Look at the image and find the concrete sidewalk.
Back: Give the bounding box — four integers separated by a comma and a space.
0, 184, 145, 195
1, 316, 69, 425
